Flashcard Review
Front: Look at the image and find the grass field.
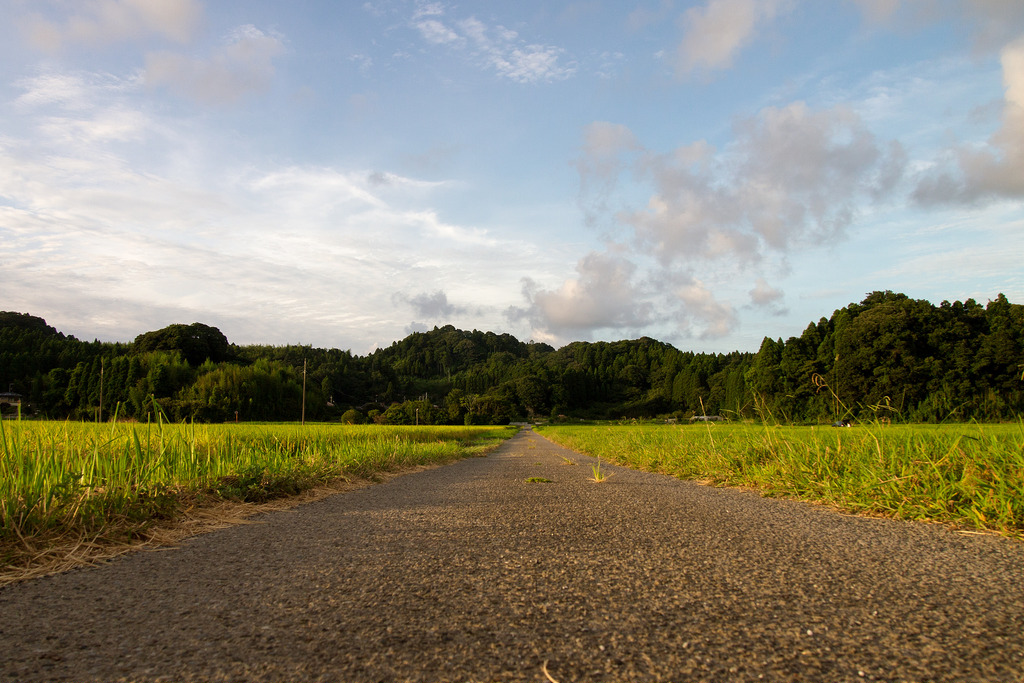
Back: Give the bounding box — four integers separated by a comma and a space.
537, 422, 1024, 537
1, 419, 515, 572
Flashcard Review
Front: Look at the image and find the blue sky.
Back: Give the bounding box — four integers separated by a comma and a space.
1, 0, 1022, 354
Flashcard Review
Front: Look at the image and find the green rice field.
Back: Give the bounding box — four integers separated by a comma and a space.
537, 422, 1024, 537
0, 418, 515, 568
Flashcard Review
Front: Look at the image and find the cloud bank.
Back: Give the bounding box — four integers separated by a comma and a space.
518, 102, 907, 344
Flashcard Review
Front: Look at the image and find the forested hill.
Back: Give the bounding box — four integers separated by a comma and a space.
1, 291, 1022, 424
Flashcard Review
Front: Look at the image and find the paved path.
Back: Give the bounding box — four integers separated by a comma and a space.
1, 428, 1022, 682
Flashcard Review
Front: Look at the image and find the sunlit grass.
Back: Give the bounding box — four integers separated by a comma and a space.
537, 422, 1024, 537
0, 418, 515, 564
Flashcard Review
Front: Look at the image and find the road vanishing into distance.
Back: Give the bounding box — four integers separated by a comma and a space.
1, 428, 1022, 682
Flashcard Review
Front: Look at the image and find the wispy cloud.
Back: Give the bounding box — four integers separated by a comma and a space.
749, 277, 784, 306
0, 69, 547, 348
676, 278, 739, 339
144, 25, 286, 105
25, 0, 203, 52
850, 0, 1024, 51
674, 0, 794, 78
410, 5, 576, 83
416, 19, 461, 45
749, 277, 789, 317
6, 0, 1022, 354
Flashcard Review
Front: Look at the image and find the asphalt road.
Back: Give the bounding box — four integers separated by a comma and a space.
1, 427, 1022, 682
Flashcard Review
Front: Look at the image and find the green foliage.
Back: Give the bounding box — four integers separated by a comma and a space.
540, 423, 1024, 537
0, 421, 517, 566
133, 322, 230, 366
340, 409, 365, 425
179, 359, 306, 422
2, 291, 1023, 425
746, 291, 1024, 423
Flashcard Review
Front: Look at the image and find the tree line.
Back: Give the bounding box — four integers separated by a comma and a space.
1, 291, 1021, 424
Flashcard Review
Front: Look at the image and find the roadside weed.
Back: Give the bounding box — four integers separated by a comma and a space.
590, 457, 611, 483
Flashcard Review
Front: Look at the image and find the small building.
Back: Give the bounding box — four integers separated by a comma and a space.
0, 391, 23, 418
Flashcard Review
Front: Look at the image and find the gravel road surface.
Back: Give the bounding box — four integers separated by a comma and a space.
1, 427, 1022, 682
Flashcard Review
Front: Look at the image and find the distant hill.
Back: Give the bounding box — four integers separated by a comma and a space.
2, 291, 1021, 423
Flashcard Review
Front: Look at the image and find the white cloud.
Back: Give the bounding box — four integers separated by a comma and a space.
606, 102, 903, 265
914, 35, 1024, 203
409, 12, 575, 83
675, 0, 793, 77
13, 72, 149, 145
676, 279, 738, 339
850, 0, 1024, 50
0, 69, 546, 349
508, 251, 653, 342
750, 277, 784, 307
571, 100, 910, 342
144, 25, 285, 105
413, 2, 446, 19
748, 277, 789, 317
416, 19, 461, 45
492, 44, 573, 84
574, 121, 643, 227
578, 121, 640, 172
26, 0, 202, 52
675, 0, 1024, 80
350, 53, 374, 73
868, 208, 1024, 299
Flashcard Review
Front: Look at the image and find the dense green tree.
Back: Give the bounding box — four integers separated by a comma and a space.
133, 323, 230, 366
4, 294, 1022, 424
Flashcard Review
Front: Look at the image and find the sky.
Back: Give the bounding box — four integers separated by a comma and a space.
1, 0, 1023, 355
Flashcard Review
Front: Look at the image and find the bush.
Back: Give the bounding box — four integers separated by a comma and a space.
340, 408, 365, 424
